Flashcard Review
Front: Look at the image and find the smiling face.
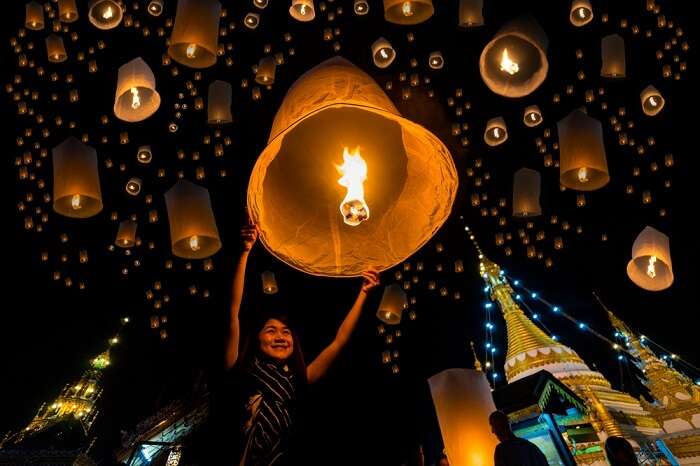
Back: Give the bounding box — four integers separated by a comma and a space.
258, 318, 294, 361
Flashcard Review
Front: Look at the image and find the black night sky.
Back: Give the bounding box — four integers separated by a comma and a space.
2, 0, 699, 465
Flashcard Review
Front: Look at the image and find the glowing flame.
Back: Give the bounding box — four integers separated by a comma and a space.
102, 5, 114, 20
577, 7, 587, 18
299, 4, 307, 15
71, 194, 82, 210
336, 147, 370, 226
186, 44, 197, 59
492, 127, 501, 139
189, 235, 201, 251
648, 96, 658, 107
577, 167, 589, 183
130, 87, 141, 109
647, 255, 657, 278
529, 112, 538, 121
499, 48, 519, 75
401, 1, 413, 16
380, 48, 389, 59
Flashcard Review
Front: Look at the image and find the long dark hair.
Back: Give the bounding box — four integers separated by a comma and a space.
237, 311, 308, 386
604, 436, 639, 466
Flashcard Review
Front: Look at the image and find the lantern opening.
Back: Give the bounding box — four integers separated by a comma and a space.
336, 147, 370, 227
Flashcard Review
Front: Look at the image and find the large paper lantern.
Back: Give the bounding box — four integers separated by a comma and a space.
512, 168, 541, 217
114, 57, 161, 123
289, 0, 315, 21
58, 0, 78, 22
207, 80, 233, 124
458, 0, 483, 27
88, 0, 124, 30
46, 35, 68, 63
479, 15, 549, 98
247, 57, 458, 277
557, 109, 609, 191
384, 0, 434, 25
627, 226, 673, 291
601, 34, 626, 78
25, 2, 45, 30
52, 137, 103, 218
377, 284, 407, 325
168, 0, 222, 69
164, 180, 221, 259
428, 369, 500, 466
570, 0, 593, 27
640, 85, 665, 116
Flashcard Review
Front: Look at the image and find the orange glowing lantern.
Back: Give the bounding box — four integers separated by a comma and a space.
207, 80, 233, 124
570, 0, 593, 27
255, 56, 277, 85
25, 1, 44, 30
58, 0, 79, 22
164, 180, 221, 259
290, 0, 315, 21
601, 34, 626, 78
52, 137, 103, 218
484, 117, 508, 146
479, 15, 548, 98
116, 220, 137, 248
384, 0, 434, 25
88, 0, 124, 30
262, 270, 279, 294
372, 37, 396, 68
523, 105, 542, 127
557, 109, 609, 191
168, 0, 222, 68
428, 369, 500, 466
114, 57, 161, 122
247, 57, 457, 276
376, 284, 407, 325
46, 35, 68, 63
640, 85, 665, 116
627, 226, 673, 291
512, 168, 541, 217
458, 0, 483, 27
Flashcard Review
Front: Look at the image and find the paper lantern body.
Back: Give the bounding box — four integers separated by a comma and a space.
377, 284, 407, 325
26, 1, 45, 30
601, 34, 626, 78
58, 0, 78, 22
557, 109, 609, 191
116, 220, 137, 248
289, 0, 315, 22
641, 85, 665, 116
484, 117, 508, 146
262, 271, 279, 294
247, 57, 458, 277
627, 226, 673, 291
114, 57, 161, 122
168, 0, 222, 69
52, 137, 103, 218
479, 16, 549, 98
255, 56, 277, 85
384, 0, 434, 25
88, 0, 124, 30
207, 80, 233, 124
46, 35, 67, 63
458, 0, 483, 27
570, 0, 593, 27
523, 105, 542, 127
512, 168, 541, 217
164, 180, 221, 259
428, 369, 500, 466
372, 37, 396, 69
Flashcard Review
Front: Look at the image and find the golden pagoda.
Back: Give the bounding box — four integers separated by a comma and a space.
605, 303, 700, 464
478, 256, 662, 464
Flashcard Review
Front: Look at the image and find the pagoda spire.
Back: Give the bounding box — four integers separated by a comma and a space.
470, 341, 484, 372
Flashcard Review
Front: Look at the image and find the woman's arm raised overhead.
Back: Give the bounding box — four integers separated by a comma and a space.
224, 223, 259, 370
306, 270, 380, 384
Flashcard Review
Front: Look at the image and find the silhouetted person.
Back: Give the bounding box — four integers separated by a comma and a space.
489, 411, 548, 466
605, 436, 640, 466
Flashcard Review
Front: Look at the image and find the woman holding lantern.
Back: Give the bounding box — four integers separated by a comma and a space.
219, 220, 380, 466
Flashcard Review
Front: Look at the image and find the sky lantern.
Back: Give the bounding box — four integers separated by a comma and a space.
484, 117, 508, 146
479, 15, 549, 98
640, 85, 665, 116
458, 0, 484, 28
207, 80, 233, 124
247, 57, 458, 277
627, 226, 673, 291
557, 109, 609, 191
164, 180, 221, 259
376, 284, 407, 325
88, 0, 124, 30
261, 271, 279, 294
46, 35, 68, 63
114, 58, 161, 123
512, 168, 541, 217
116, 220, 137, 248
52, 138, 103, 219
570, 0, 593, 27
523, 105, 542, 127
290, 0, 315, 21
25, 2, 44, 30
384, 0, 434, 25
58, 0, 79, 23
168, 0, 222, 69
429, 369, 500, 466
372, 37, 396, 68
601, 34, 626, 78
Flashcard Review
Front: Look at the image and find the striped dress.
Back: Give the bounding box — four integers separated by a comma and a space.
238, 357, 298, 466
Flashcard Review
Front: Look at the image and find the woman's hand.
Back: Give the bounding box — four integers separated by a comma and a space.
240, 225, 259, 253
360, 269, 380, 294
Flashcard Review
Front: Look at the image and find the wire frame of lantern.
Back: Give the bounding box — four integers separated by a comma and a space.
627, 226, 673, 291
484, 117, 508, 146
46, 35, 68, 63
372, 37, 396, 69
116, 220, 137, 248
601, 34, 626, 78
207, 80, 233, 124
479, 15, 549, 98
88, 0, 124, 30
557, 109, 609, 191
58, 0, 79, 22
164, 180, 222, 259
52, 137, 103, 218
523, 105, 542, 127
376, 284, 407, 325
458, 0, 483, 27
26, 1, 45, 30
512, 168, 541, 217
428, 369, 500, 466
354, 0, 369, 15
570, 0, 593, 27
114, 57, 161, 123
289, 0, 315, 21
255, 56, 277, 85
168, 0, 222, 69
261, 270, 279, 294
147, 0, 164, 16
428, 51, 444, 70
640, 85, 665, 116
383, 0, 434, 26
247, 57, 458, 277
